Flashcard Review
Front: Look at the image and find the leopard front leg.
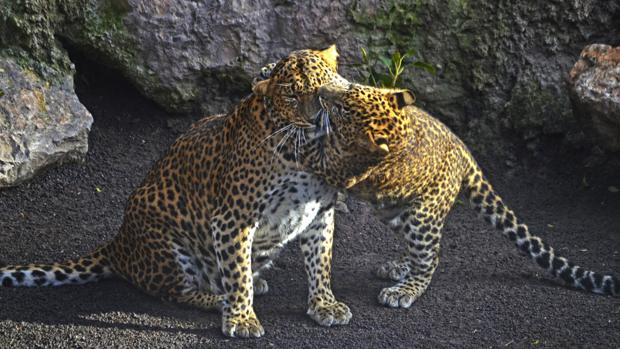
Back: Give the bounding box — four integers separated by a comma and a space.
212, 222, 264, 338
378, 192, 455, 308
301, 203, 352, 327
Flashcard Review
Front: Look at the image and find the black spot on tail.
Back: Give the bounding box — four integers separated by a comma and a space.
519, 240, 530, 254
2, 277, 13, 287
551, 258, 565, 274
471, 195, 483, 205
575, 267, 585, 279
560, 267, 574, 284
54, 270, 68, 282
603, 278, 613, 294
593, 273, 603, 289
31, 270, 45, 278
11, 271, 25, 282
536, 252, 551, 269
507, 230, 516, 241
581, 274, 594, 291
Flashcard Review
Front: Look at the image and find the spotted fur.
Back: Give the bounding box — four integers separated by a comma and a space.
0, 46, 364, 338
306, 83, 619, 307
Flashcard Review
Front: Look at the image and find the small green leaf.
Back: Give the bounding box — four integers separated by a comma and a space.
378, 55, 392, 68
95, 186, 102, 193
361, 47, 368, 62
391, 51, 401, 64
404, 48, 417, 58
412, 61, 437, 75
374, 72, 393, 88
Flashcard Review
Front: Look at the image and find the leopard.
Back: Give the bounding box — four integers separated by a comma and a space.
0, 46, 387, 338
298, 81, 619, 308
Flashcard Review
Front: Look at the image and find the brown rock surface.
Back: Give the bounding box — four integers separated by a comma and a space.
569, 44, 620, 152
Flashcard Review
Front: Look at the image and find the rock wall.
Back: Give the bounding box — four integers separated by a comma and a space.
349, 0, 620, 153
60, 0, 619, 153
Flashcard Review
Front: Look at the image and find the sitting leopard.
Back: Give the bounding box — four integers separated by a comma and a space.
300, 82, 619, 307
0, 46, 386, 338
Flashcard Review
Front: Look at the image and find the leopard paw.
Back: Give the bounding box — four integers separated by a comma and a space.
307, 301, 352, 327
377, 285, 418, 308
221, 312, 265, 338
376, 260, 410, 281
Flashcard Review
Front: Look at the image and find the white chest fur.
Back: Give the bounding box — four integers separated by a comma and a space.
252, 172, 335, 265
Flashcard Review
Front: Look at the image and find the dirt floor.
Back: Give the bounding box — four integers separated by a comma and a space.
0, 66, 619, 349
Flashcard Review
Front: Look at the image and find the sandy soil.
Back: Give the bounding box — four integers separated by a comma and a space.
0, 64, 619, 349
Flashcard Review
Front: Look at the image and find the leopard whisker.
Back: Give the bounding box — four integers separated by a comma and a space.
260, 124, 294, 146
294, 128, 301, 168
316, 96, 332, 135
271, 126, 296, 165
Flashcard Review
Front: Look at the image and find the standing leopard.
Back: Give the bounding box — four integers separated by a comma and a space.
299, 82, 619, 308
0, 46, 386, 338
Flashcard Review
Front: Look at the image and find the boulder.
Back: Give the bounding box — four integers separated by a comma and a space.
0, 55, 92, 187
569, 44, 620, 152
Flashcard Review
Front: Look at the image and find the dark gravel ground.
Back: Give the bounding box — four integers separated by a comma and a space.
0, 66, 619, 349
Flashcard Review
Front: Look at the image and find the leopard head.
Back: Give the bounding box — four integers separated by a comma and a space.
252, 45, 348, 128
303, 83, 415, 188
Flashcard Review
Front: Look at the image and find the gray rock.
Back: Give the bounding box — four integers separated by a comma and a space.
70, 0, 366, 115
569, 44, 620, 152
0, 56, 93, 187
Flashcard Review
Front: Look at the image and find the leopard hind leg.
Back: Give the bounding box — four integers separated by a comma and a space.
377, 184, 459, 308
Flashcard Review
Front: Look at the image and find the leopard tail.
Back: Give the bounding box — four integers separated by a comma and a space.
0, 243, 113, 287
463, 163, 619, 296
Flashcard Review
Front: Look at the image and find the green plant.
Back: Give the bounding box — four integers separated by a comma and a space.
356, 48, 435, 88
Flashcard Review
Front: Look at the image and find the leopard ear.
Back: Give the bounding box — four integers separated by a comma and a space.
317, 44, 339, 70
252, 79, 271, 96
392, 90, 415, 109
